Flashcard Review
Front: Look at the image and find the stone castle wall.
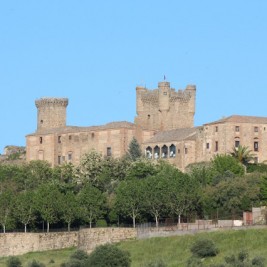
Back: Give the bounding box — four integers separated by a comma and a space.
135, 82, 196, 131
0, 228, 137, 257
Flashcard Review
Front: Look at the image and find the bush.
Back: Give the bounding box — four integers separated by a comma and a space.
190, 239, 218, 258
61, 259, 83, 267
186, 257, 203, 267
141, 259, 167, 267
87, 244, 131, 267
6, 257, 22, 267
70, 250, 89, 261
27, 260, 45, 267
252, 256, 265, 267
96, 219, 107, 227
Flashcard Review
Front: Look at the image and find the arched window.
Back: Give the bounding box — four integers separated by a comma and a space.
161, 145, 168, 158
146, 146, 152, 159
169, 144, 176, 158
154, 146, 160, 159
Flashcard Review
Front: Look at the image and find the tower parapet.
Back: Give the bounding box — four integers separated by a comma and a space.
135, 81, 196, 131
35, 98, 68, 131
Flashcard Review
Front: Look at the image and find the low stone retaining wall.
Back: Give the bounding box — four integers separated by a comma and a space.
0, 228, 137, 257
0, 232, 78, 257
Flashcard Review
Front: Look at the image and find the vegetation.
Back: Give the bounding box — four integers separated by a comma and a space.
1, 229, 267, 267
190, 239, 219, 258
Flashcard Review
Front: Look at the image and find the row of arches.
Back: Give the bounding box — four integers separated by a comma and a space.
146, 144, 176, 159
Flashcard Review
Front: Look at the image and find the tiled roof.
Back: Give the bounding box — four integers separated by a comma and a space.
143, 127, 199, 144
27, 121, 135, 136
205, 115, 267, 125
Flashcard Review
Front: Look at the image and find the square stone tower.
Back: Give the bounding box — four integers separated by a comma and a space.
135, 81, 196, 131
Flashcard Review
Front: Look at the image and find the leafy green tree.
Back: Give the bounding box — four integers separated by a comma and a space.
0, 190, 15, 233
60, 191, 79, 231
143, 175, 169, 228
35, 184, 63, 232
115, 179, 145, 227
165, 166, 200, 224
52, 162, 75, 183
6, 256, 22, 267
126, 158, 159, 180
15, 190, 36, 232
78, 184, 106, 228
230, 145, 255, 167
127, 137, 142, 161
212, 154, 244, 177
75, 150, 103, 186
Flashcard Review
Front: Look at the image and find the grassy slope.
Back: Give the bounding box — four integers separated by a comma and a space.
1, 229, 267, 266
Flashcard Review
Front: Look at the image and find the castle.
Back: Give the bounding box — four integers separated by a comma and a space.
26, 81, 267, 170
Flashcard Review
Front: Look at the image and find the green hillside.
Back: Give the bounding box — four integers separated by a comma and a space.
1, 228, 267, 267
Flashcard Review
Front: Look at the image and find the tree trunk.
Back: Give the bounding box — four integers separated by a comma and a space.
178, 214, 181, 225
24, 224, 27, 233
155, 216, 159, 228
133, 214, 136, 228
47, 222, 50, 233
89, 220, 92, 229
68, 222, 70, 232
3, 224, 5, 234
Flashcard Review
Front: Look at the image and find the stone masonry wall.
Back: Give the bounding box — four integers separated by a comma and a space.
0, 228, 137, 257
78, 228, 137, 253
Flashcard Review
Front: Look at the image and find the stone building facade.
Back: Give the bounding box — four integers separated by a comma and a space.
26, 81, 267, 170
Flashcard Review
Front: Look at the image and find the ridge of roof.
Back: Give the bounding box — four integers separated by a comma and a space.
204, 115, 267, 125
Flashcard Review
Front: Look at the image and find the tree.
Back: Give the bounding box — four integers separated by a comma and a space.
35, 184, 63, 232
143, 175, 169, 228
0, 190, 15, 233
230, 145, 255, 166
15, 190, 36, 232
166, 167, 200, 224
78, 184, 106, 228
60, 191, 79, 231
115, 179, 145, 228
127, 137, 142, 161
75, 150, 103, 186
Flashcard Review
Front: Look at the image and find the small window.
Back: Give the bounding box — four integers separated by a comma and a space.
58, 136, 61, 143
91, 133, 95, 139
69, 135, 72, 141
254, 127, 259, 132
185, 148, 188, 154
148, 114, 151, 119
254, 142, 259, 152
235, 126, 240, 132
206, 143, 210, 149
40, 120, 43, 124
58, 156, 61, 165
107, 147, 112, 157
68, 153, 72, 161
39, 137, 43, 144
235, 140, 240, 148
215, 126, 218, 132
178, 149, 180, 154
215, 141, 219, 152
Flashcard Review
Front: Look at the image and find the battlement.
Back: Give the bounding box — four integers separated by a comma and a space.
35, 98, 68, 108
135, 81, 196, 131
35, 97, 68, 131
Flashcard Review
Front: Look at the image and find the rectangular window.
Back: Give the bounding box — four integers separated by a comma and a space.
254, 142, 259, 152
215, 141, 219, 152
185, 148, 188, 154
206, 143, 210, 149
235, 126, 240, 132
215, 126, 218, 132
40, 137, 43, 144
235, 140, 240, 148
58, 136, 61, 143
254, 127, 259, 132
58, 156, 61, 165
68, 153, 72, 161
69, 135, 72, 141
107, 147, 112, 157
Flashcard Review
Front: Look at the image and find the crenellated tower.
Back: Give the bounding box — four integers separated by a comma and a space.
135, 81, 196, 131
35, 98, 68, 131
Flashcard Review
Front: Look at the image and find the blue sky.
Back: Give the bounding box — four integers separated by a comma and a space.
0, 1, 267, 153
